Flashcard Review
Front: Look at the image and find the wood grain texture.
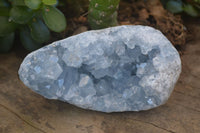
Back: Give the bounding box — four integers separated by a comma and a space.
0, 27, 200, 133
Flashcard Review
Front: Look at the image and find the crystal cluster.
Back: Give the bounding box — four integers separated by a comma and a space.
19, 25, 181, 112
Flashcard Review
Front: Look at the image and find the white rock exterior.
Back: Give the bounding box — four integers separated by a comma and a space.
18, 25, 181, 112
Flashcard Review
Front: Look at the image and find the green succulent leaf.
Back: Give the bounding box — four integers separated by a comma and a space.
9, 6, 34, 24
183, 4, 199, 17
25, 0, 41, 9
0, 32, 15, 53
166, 0, 183, 13
29, 18, 50, 43
88, 0, 120, 29
42, 5, 66, 32
0, 16, 17, 36
89, 11, 118, 29
42, 0, 57, 5
20, 27, 43, 51
89, 0, 119, 12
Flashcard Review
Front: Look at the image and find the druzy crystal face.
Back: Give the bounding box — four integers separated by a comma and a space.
19, 25, 181, 112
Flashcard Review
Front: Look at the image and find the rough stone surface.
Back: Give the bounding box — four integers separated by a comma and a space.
18, 25, 181, 112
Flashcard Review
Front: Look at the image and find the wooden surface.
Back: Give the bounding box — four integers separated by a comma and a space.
0, 28, 200, 133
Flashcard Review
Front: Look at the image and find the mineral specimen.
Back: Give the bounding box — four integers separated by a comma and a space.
18, 25, 181, 112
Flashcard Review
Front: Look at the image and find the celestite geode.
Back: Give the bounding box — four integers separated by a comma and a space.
18, 25, 181, 112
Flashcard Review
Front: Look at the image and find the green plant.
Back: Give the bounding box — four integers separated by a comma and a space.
162, 0, 200, 17
1, 0, 121, 52
0, 0, 66, 52
88, 0, 120, 29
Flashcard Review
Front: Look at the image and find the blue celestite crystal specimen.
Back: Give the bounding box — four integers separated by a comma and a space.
18, 25, 181, 112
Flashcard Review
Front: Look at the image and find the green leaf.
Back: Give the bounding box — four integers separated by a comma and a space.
0, 16, 17, 36
0, 32, 15, 53
20, 27, 43, 51
29, 18, 50, 43
183, 4, 199, 17
88, 9, 116, 20
9, 6, 34, 24
88, 0, 120, 29
42, 0, 57, 5
42, 5, 66, 32
89, 0, 120, 12
25, 0, 41, 9
166, 0, 183, 13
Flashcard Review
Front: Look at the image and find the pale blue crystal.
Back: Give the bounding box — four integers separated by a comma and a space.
18, 25, 181, 112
